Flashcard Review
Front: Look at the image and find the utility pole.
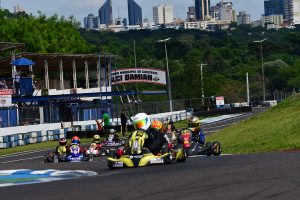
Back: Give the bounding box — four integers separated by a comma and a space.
200, 63, 207, 106
158, 38, 172, 112
254, 38, 268, 102
246, 72, 250, 104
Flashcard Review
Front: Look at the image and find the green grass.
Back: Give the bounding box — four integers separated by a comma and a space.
207, 94, 300, 154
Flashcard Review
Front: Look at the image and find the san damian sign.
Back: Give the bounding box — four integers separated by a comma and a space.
111, 68, 166, 85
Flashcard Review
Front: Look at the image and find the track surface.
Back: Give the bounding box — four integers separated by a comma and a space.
2, 108, 300, 200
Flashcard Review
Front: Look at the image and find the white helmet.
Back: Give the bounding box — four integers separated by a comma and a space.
109, 129, 115, 134
132, 113, 151, 131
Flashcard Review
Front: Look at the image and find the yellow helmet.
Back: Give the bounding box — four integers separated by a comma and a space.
151, 120, 163, 131
187, 116, 200, 130
93, 134, 101, 142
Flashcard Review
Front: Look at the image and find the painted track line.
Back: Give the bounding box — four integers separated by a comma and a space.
188, 154, 234, 158
0, 148, 52, 158
0, 156, 44, 164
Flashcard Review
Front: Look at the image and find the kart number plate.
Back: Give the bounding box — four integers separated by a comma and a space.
113, 162, 124, 167
150, 158, 163, 164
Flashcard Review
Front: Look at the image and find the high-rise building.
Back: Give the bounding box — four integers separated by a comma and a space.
195, 0, 211, 21
264, 0, 285, 17
291, 0, 300, 24
237, 11, 251, 25
128, 0, 142, 25
84, 14, 100, 30
187, 6, 196, 22
99, 0, 113, 25
219, 1, 235, 21
153, 4, 174, 25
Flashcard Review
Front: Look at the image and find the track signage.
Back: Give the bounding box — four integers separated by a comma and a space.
111, 68, 166, 85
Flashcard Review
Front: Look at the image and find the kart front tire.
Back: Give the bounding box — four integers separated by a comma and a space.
212, 141, 221, 156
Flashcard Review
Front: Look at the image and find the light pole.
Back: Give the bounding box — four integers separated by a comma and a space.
158, 38, 172, 112
200, 63, 207, 106
253, 38, 268, 102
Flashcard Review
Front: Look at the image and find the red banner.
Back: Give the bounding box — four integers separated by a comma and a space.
0, 89, 13, 96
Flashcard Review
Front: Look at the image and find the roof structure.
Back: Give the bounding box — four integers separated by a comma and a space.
0, 52, 116, 78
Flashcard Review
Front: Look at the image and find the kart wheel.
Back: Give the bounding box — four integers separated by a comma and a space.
212, 141, 221, 156
164, 153, 172, 164
205, 142, 213, 156
176, 149, 186, 162
107, 151, 117, 170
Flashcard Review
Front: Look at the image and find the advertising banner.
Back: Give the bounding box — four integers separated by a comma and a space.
111, 68, 166, 85
0, 90, 13, 107
216, 96, 225, 109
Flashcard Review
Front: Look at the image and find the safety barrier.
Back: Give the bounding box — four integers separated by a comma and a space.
0, 110, 188, 149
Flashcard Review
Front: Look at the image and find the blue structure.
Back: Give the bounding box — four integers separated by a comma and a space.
195, 0, 210, 21
128, 0, 142, 25
264, 0, 285, 17
99, 0, 113, 25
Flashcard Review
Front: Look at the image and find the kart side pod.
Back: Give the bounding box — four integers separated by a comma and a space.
107, 153, 170, 169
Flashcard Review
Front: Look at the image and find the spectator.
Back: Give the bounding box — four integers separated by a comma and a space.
101, 111, 110, 128
120, 109, 127, 136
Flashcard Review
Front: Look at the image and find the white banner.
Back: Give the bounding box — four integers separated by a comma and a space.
111, 68, 166, 85
0, 96, 12, 107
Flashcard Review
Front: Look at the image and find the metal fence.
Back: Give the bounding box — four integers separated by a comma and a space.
0, 91, 294, 128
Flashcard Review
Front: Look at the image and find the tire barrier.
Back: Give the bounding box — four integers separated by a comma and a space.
0, 110, 188, 149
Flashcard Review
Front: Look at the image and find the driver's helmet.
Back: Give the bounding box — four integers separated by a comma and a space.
71, 136, 80, 145
109, 129, 116, 134
150, 120, 163, 131
93, 134, 101, 143
187, 116, 201, 131
132, 113, 151, 131
59, 137, 67, 146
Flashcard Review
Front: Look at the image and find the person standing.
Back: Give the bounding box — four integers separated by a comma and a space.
120, 109, 127, 136
101, 111, 110, 128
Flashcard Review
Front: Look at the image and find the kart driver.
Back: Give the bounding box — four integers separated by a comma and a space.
187, 116, 205, 145
107, 129, 120, 143
55, 137, 69, 155
70, 136, 83, 153
148, 120, 171, 155
127, 113, 170, 155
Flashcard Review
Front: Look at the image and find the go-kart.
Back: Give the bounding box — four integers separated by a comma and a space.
107, 142, 186, 169
44, 146, 68, 163
177, 128, 221, 157
187, 141, 221, 156
101, 139, 126, 155
84, 142, 103, 158
67, 144, 91, 162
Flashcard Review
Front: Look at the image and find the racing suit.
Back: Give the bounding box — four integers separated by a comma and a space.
55, 145, 70, 155
192, 128, 205, 145
145, 128, 170, 155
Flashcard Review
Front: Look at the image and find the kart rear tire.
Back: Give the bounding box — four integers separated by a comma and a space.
176, 149, 187, 163
212, 141, 221, 156
107, 151, 117, 170
205, 142, 213, 156
163, 153, 172, 164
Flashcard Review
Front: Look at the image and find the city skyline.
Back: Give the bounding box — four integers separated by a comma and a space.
1, 0, 264, 24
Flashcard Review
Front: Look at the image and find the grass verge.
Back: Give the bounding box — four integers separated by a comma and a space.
207, 94, 300, 154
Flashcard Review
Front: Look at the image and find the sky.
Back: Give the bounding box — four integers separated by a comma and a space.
1, 0, 265, 25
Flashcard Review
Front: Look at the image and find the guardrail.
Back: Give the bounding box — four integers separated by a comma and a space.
0, 110, 188, 149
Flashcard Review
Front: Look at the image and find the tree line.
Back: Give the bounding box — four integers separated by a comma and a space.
1, 8, 300, 103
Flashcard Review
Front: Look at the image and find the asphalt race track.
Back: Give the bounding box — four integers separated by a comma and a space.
1, 108, 300, 200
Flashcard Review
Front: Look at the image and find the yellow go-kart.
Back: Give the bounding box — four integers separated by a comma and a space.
107, 145, 186, 169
